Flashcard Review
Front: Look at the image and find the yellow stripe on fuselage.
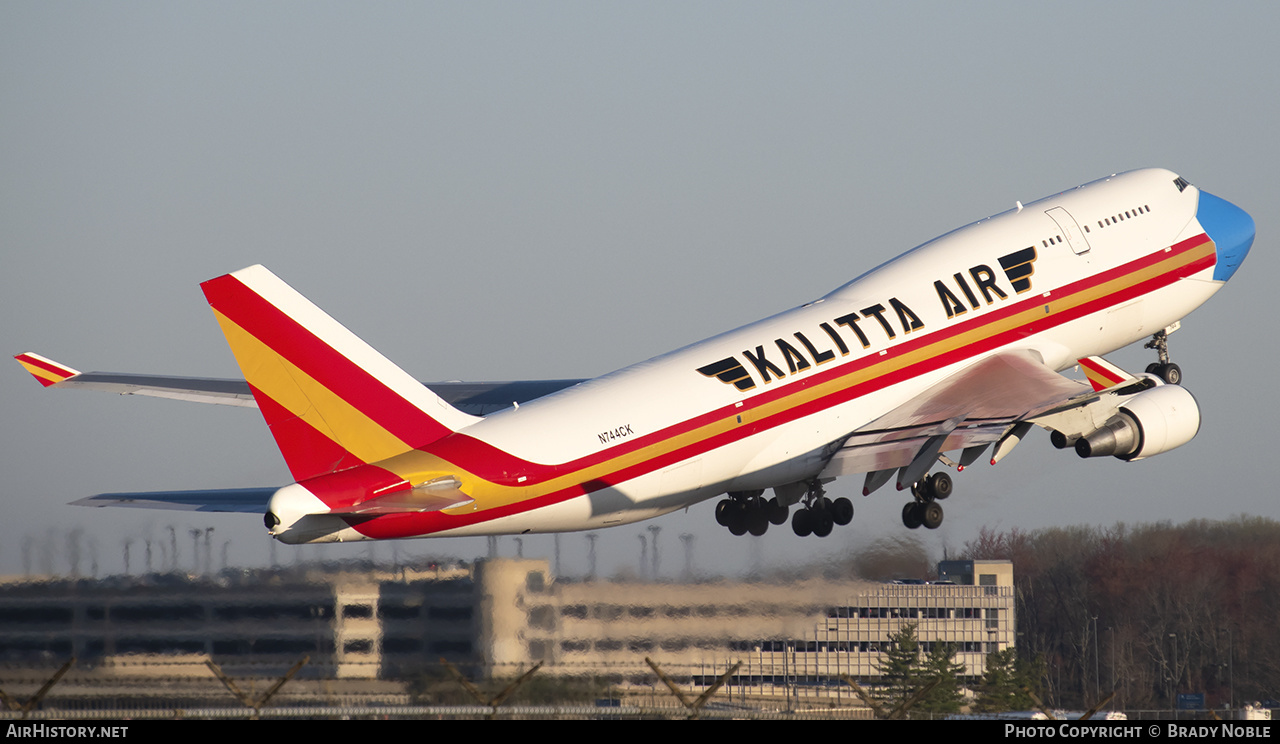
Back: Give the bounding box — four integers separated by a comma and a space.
350, 242, 1215, 526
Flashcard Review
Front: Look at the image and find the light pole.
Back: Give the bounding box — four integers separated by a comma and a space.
1092, 615, 1099, 704
1219, 627, 1234, 712
647, 525, 661, 579
680, 533, 694, 581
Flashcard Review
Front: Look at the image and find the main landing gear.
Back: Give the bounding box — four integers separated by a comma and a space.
715, 490, 786, 537
1144, 327, 1183, 385
790, 480, 854, 538
714, 481, 854, 538
901, 471, 950, 530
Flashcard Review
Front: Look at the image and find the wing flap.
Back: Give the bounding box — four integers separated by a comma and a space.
820, 350, 1136, 478
821, 422, 1010, 477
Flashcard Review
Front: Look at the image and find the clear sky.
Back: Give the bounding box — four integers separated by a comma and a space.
2, 2, 1276, 580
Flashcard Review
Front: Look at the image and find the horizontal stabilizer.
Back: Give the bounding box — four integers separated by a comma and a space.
70, 487, 278, 513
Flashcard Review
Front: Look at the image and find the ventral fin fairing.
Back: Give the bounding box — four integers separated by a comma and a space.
19, 168, 1255, 542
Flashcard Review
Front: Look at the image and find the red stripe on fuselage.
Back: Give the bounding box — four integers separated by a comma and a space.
352, 235, 1215, 538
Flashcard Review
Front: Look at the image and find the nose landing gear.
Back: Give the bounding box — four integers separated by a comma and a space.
1144, 326, 1183, 385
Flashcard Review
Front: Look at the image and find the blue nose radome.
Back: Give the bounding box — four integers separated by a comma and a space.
1197, 190, 1255, 282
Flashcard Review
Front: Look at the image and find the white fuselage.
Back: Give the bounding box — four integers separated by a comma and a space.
413, 168, 1221, 537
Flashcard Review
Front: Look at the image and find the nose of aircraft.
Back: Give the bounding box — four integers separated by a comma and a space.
1197, 190, 1255, 282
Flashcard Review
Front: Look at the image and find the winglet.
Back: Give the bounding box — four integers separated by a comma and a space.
1077, 356, 1135, 392
15, 353, 80, 388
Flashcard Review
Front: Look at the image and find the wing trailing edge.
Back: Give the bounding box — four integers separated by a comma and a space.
820, 351, 1157, 480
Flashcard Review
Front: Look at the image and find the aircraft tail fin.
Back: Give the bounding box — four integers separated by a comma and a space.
200, 265, 480, 482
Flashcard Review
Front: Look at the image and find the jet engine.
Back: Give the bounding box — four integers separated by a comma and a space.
1074, 384, 1200, 461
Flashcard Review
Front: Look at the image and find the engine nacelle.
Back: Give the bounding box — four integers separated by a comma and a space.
1074, 384, 1201, 461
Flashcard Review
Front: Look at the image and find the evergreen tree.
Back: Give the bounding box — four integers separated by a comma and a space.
877, 623, 968, 718
915, 641, 967, 716
878, 623, 922, 712
974, 648, 1046, 712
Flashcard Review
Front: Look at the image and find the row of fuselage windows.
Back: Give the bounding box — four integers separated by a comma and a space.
1036, 203, 1155, 249
1097, 204, 1152, 229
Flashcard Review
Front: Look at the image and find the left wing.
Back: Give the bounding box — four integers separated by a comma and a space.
15, 352, 585, 416
17, 352, 579, 515
820, 350, 1162, 491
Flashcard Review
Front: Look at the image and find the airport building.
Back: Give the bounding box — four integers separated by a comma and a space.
0, 558, 1014, 694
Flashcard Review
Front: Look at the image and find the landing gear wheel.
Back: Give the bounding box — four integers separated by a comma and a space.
747, 507, 769, 536
792, 508, 813, 537
715, 499, 733, 527
1158, 363, 1182, 385
930, 472, 953, 500
767, 496, 789, 526
832, 497, 854, 526
1144, 329, 1182, 384
724, 501, 748, 536
902, 502, 923, 529
922, 501, 944, 529
811, 509, 834, 538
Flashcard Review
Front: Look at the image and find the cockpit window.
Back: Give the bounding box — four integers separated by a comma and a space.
1173, 176, 1191, 192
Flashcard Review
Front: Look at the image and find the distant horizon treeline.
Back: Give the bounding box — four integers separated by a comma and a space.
958, 516, 1280, 711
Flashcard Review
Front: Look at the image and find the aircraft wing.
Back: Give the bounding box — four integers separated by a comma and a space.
17, 352, 580, 514
820, 350, 1155, 486
69, 487, 279, 513
70, 482, 475, 516
15, 353, 585, 415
